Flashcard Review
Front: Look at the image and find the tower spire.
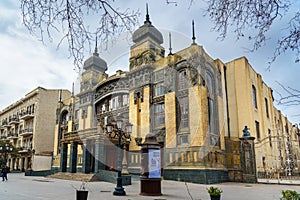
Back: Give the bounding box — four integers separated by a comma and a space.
168, 32, 173, 56
94, 36, 99, 56
192, 20, 196, 45
144, 3, 151, 24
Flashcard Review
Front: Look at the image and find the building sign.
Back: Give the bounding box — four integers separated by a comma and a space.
148, 149, 161, 178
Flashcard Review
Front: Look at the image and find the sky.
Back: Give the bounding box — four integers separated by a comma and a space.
0, 0, 299, 124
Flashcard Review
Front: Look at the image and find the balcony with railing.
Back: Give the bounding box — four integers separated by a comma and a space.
2, 121, 11, 128
20, 111, 34, 120
19, 128, 33, 136
17, 146, 32, 153
0, 135, 9, 141
8, 117, 20, 125
7, 132, 19, 139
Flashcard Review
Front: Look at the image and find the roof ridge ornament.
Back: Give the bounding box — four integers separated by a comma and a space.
168, 32, 173, 56
144, 3, 151, 24
94, 36, 99, 56
192, 20, 197, 45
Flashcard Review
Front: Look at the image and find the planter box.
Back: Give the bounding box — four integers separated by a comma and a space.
76, 190, 88, 200
210, 195, 221, 200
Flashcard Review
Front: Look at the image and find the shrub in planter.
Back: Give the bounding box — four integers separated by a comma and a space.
280, 190, 300, 200
207, 186, 222, 200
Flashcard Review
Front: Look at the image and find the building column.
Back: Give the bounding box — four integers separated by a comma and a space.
24, 156, 29, 171
69, 142, 78, 173
94, 138, 106, 172
60, 143, 68, 172
82, 140, 91, 174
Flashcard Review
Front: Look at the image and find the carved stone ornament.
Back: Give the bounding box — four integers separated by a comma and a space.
130, 50, 155, 69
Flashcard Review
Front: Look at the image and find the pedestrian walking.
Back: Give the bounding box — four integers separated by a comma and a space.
1, 165, 8, 181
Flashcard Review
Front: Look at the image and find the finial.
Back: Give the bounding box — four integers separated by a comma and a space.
144, 3, 151, 24
58, 89, 62, 102
168, 32, 173, 56
94, 36, 99, 56
72, 82, 74, 97
192, 20, 196, 45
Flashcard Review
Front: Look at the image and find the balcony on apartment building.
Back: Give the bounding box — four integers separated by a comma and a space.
7, 132, 19, 139
8, 117, 20, 125
0, 135, 9, 141
17, 146, 32, 153
2, 121, 11, 128
19, 128, 33, 137
20, 111, 35, 120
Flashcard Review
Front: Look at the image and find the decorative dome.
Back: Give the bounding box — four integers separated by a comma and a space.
83, 45, 107, 73
132, 5, 163, 45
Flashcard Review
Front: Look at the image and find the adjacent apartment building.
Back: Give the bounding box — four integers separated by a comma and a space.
0, 87, 71, 172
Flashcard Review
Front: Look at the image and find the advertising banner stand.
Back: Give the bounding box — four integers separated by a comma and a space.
137, 133, 162, 196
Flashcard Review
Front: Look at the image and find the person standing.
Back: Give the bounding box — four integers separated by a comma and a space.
1, 165, 8, 181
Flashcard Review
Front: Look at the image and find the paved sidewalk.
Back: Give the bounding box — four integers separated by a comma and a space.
0, 173, 299, 200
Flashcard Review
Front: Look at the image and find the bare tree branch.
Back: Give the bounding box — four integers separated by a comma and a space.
269, 12, 300, 66
20, 0, 139, 71
204, 0, 300, 65
274, 81, 300, 106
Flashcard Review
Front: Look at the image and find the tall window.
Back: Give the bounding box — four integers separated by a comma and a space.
154, 82, 164, 96
252, 85, 257, 109
265, 98, 269, 118
255, 121, 260, 139
268, 129, 272, 147
206, 73, 215, 133
109, 96, 119, 110
122, 94, 129, 106
178, 70, 188, 90
179, 97, 189, 129
154, 104, 165, 127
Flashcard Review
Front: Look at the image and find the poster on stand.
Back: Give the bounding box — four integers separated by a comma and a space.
148, 149, 161, 178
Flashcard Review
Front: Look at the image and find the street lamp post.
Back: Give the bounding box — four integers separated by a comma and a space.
105, 117, 132, 196
0, 143, 13, 167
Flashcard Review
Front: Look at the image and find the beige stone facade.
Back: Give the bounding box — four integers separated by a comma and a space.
0, 87, 71, 172
53, 10, 299, 183
226, 57, 300, 176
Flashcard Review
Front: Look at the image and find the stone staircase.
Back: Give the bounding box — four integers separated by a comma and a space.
47, 172, 100, 182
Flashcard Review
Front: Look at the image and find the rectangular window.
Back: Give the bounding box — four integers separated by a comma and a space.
179, 97, 189, 129
178, 134, 189, 145
265, 98, 269, 118
268, 129, 272, 147
252, 85, 257, 109
154, 104, 165, 127
255, 121, 260, 139
154, 82, 164, 96
178, 70, 188, 90
122, 94, 129, 106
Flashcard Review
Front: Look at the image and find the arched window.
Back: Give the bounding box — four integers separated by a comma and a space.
252, 85, 257, 108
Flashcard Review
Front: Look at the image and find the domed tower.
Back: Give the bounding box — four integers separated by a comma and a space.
80, 42, 108, 92
129, 4, 165, 71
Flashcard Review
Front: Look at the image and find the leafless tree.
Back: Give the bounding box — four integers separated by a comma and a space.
20, 0, 299, 70
204, 0, 299, 66
20, 0, 139, 70
275, 81, 300, 106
